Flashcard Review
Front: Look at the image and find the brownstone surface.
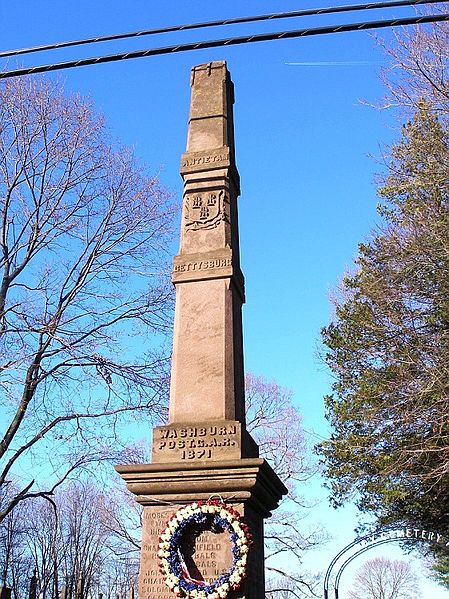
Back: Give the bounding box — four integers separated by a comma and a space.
152, 420, 258, 463
117, 458, 287, 598
137, 502, 265, 599
169, 61, 245, 426
117, 459, 287, 516
117, 61, 287, 599
139, 507, 174, 599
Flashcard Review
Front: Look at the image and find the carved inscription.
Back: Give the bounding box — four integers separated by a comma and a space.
184, 190, 228, 231
182, 151, 229, 169
181, 529, 233, 585
140, 509, 174, 599
140, 507, 238, 599
173, 258, 232, 274
153, 424, 240, 462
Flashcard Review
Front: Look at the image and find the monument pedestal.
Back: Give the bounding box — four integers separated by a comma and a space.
117, 61, 287, 598
117, 457, 287, 599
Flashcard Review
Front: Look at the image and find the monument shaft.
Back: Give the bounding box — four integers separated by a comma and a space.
117, 61, 286, 599
170, 61, 245, 425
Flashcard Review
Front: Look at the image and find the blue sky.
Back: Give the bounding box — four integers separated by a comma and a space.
2, 1, 447, 596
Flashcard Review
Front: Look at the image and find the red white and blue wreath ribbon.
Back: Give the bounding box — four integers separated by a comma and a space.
158, 500, 252, 598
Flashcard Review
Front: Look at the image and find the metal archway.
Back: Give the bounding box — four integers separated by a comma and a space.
324, 531, 380, 598
324, 527, 449, 598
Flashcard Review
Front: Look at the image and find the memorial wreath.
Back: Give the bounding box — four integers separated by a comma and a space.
158, 500, 253, 598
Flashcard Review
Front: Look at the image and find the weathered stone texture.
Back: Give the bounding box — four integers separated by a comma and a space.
169, 61, 245, 426
117, 61, 287, 599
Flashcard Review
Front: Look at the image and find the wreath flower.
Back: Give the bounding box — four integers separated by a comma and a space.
158, 500, 252, 598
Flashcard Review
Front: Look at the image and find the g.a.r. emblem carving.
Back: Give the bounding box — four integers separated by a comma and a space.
184, 190, 226, 230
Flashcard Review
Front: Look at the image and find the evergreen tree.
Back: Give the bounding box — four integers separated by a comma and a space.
319, 102, 449, 581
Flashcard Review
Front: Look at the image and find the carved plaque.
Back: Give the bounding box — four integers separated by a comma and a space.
140, 506, 242, 599
180, 148, 230, 174
139, 504, 263, 599
171, 248, 237, 285
180, 528, 233, 585
140, 508, 175, 599
173, 257, 232, 275
152, 421, 245, 463
184, 190, 228, 231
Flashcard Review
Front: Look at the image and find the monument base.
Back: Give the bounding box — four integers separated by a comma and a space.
116, 458, 287, 599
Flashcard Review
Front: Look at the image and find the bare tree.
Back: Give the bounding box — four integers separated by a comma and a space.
266, 574, 323, 599
0, 484, 31, 599
3, 481, 140, 599
6, 374, 320, 599
246, 373, 311, 486
348, 557, 420, 599
377, 4, 449, 119
319, 16, 449, 584
0, 76, 175, 520
25, 498, 60, 599
246, 374, 324, 598
100, 473, 142, 558
58, 483, 114, 599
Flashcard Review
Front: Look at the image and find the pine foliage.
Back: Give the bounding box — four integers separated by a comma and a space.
320, 103, 449, 538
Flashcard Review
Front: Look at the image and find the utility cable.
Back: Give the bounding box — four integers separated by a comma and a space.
0, 0, 446, 60
1, 11, 448, 80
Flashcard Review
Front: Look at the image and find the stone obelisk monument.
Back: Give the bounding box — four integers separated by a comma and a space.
117, 61, 286, 599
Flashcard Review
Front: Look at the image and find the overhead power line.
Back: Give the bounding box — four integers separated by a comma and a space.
1, 12, 448, 80
0, 0, 446, 60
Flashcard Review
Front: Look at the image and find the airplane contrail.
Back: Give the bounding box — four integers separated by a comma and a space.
286, 60, 382, 65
